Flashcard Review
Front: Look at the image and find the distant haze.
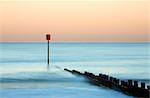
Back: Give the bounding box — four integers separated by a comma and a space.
0, 0, 149, 42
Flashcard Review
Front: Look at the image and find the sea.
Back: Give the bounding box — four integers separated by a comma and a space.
0, 42, 149, 98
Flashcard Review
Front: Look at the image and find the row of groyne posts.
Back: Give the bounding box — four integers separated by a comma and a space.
64, 68, 150, 98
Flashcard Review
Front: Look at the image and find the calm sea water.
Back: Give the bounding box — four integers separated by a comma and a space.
0, 42, 149, 98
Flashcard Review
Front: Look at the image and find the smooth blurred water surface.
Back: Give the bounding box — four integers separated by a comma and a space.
0, 42, 149, 98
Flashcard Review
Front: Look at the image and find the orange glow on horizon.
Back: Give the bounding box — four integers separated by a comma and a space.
0, 0, 149, 42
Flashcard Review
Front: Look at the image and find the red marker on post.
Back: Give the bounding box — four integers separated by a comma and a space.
46, 34, 51, 40
46, 34, 51, 70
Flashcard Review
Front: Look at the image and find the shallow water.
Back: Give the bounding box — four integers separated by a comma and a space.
0, 42, 149, 98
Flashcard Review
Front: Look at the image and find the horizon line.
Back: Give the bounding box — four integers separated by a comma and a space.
0, 41, 149, 43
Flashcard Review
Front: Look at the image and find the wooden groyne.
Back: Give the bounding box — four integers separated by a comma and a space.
64, 68, 150, 98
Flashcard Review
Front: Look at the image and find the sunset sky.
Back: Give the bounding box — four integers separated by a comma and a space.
0, 0, 149, 42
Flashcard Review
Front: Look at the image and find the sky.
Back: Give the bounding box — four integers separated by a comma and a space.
0, 0, 149, 42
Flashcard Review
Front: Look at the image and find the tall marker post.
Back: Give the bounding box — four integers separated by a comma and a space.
46, 34, 51, 70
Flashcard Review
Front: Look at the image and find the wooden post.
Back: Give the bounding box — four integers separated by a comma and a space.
116, 79, 119, 85
134, 81, 138, 87
128, 80, 132, 86
46, 34, 51, 70
110, 77, 113, 82
147, 86, 150, 90
141, 82, 145, 89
